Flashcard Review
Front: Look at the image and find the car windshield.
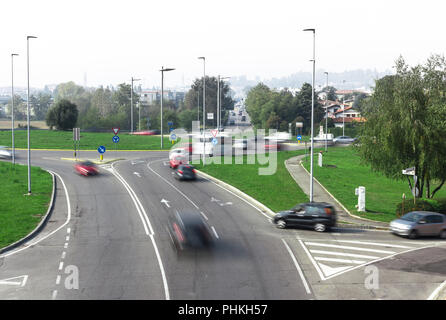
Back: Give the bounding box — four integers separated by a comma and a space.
82, 161, 95, 166
400, 212, 423, 222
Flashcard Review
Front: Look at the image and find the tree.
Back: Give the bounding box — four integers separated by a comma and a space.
31, 92, 52, 120
46, 99, 79, 130
294, 83, 324, 134
6, 95, 26, 120
358, 55, 446, 198
321, 86, 337, 101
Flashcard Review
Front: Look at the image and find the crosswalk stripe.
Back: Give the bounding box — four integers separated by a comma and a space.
309, 250, 380, 260
315, 257, 366, 264
304, 242, 395, 254
333, 240, 411, 249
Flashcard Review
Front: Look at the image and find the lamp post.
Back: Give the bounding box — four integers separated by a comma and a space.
160, 67, 175, 149
324, 71, 328, 152
198, 57, 206, 165
303, 28, 315, 203
217, 75, 230, 130
26, 35, 37, 195
130, 77, 141, 133
11, 53, 19, 165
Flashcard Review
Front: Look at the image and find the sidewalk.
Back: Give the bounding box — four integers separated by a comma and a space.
285, 154, 389, 229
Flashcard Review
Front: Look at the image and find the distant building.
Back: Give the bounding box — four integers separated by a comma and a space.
140, 89, 185, 108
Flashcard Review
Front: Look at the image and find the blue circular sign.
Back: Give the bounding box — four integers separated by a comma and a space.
98, 146, 106, 154
113, 135, 120, 143
212, 138, 218, 145
297, 135, 302, 141
170, 133, 177, 141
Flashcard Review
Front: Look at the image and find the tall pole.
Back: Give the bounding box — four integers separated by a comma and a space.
131, 77, 141, 133
325, 71, 328, 152
304, 28, 315, 202
198, 57, 206, 165
26, 36, 37, 195
11, 53, 18, 165
219, 77, 230, 129
343, 104, 345, 136
217, 75, 220, 130
159, 68, 175, 149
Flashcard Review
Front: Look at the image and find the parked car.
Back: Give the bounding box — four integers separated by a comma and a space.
390, 211, 446, 239
174, 164, 197, 181
167, 210, 214, 252
273, 202, 337, 232
74, 160, 99, 176
0, 146, 13, 159
333, 136, 357, 144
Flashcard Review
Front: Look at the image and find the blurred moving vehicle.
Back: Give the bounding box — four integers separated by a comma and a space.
130, 129, 160, 135
273, 202, 336, 232
233, 139, 248, 150
168, 210, 215, 252
174, 164, 197, 181
333, 136, 357, 144
0, 146, 13, 159
264, 141, 280, 151
169, 156, 187, 169
390, 211, 446, 239
169, 148, 188, 160
74, 160, 99, 176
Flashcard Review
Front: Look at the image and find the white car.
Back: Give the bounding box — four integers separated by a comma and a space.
169, 148, 188, 160
0, 146, 13, 159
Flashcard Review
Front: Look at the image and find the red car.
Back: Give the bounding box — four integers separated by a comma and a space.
264, 143, 280, 151
130, 130, 160, 136
169, 156, 187, 169
74, 161, 99, 176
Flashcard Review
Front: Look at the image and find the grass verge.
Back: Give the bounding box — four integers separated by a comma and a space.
302, 146, 446, 222
194, 150, 309, 212
0, 161, 53, 249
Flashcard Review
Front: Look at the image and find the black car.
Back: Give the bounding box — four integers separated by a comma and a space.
174, 164, 197, 181
273, 202, 336, 232
167, 210, 214, 252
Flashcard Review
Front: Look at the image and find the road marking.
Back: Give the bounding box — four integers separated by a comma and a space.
334, 240, 411, 249
61, 252, 66, 259
0, 275, 28, 287
309, 250, 380, 260
161, 199, 171, 208
282, 239, 311, 294
211, 226, 219, 239
59, 262, 64, 271
52, 290, 57, 300
56, 275, 61, 285
64, 243, 68, 249
314, 257, 366, 264
427, 280, 446, 300
66, 236, 70, 241
200, 211, 209, 221
111, 161, 170, 300
304, 242, 395, 254
133, 172, 142, 178
67, 228, 71, 234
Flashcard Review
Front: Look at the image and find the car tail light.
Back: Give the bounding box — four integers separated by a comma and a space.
173, 223, 184, 242
192, 169, 197, 173
178, 170, 183, 174
324, 208, 333, 215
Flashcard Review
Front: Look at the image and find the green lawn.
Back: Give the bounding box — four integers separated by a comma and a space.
0, 161, 53, 249
195, 150, 309, 212
302, 146, 446, 222
0, 130, 177, 150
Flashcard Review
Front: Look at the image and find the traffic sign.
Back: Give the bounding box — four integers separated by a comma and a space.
98, 146, 106, 154
211, 129, 218, 137
169, 127, 174, 132
112, 127, 120, 135
169, 133, 177, 141
168, 121, 173, 126
297, 135, 302, 141
112, 136, 120, 143
212, 138, 218, 145
207, 113, 214, 120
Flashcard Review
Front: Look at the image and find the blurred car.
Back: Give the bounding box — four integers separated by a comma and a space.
169, 148, 188, 160
174, 164, 197, 181
273, 202, 337, 232
233, 139, 248, 150
390, 211, 446, 239
333, 136, 357, 144
167, 210, 214, 252
0, 146, 13, 159
74, 160, 99, 176
169, 156, 187, 169
130, 129, 160, 135
264, 141, 280, 151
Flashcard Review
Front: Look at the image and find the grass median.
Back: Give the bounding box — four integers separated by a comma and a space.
0, 129, 176, 150
194, 150, 309, 212
302, 146, 446, 222
0, 161, 53, 249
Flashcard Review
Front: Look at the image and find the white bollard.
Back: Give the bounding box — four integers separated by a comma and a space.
355, 186, 366, 212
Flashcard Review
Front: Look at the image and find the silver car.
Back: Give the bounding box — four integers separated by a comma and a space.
333, 136, 357, 144
0, 146, 13, 159
390, 211, 446, 239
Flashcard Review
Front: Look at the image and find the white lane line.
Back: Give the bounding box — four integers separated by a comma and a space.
299, 240, 326, 281
304, 242, 395, 254
65, 236, 70, 241
0, 171, 72, 259
199, 211, 209, 221
64, 243, 68, 249
61, 252, 66, 259
56, 275, 61, 285
334, 240, 411, 249
282, 239, 311, 294
67, 228, 71, 234
58, 262, 64, 271
211, 226, 219, 239
427, 280, 446, 300
111, 161, 170, 300
52, 290, 58, 300
309, 250, 380, 260
314, 257, 366, 264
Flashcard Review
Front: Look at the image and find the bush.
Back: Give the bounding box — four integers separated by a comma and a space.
395, 199, 437, 217
435, 198, 446, 214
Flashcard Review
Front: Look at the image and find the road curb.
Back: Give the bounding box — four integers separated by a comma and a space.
196, 170, 276, 218
0, 170, 57, 254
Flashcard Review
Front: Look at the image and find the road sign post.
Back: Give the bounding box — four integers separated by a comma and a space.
73, 128, 80, 160
98, 145, 106, 161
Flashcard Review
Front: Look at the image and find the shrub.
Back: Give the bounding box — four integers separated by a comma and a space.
395, 199, 437, 217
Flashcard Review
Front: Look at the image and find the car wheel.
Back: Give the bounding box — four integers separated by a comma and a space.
314, 223, 326, 232
276, 219, 287, 229
440, 230, 446, 239
408, 230, 418, 239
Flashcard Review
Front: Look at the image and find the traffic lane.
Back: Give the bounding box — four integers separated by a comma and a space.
139, 157, 314, 299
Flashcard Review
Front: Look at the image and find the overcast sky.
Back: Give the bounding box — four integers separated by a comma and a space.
1, 0, 445, 90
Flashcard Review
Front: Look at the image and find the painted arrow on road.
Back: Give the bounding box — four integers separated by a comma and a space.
131, 160, 145, 165
161, 199, 170, 208
133, 172, 141, 178
0, 275, 28, 287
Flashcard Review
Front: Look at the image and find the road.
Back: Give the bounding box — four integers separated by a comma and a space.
1, 147, 445, 300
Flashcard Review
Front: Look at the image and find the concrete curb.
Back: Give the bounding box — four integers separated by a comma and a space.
196, 170, 276, 218
0, 171, 57, 254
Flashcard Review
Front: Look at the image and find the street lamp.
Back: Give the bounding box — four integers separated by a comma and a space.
26, 35, 37, 195
198, 57, 206, 165
131, 77, 141, 133
324, 71, 328, 152
217, 75, 230, 130
303, 28, 315, 202
11, 53, 19, 165
160, 67, 175, 149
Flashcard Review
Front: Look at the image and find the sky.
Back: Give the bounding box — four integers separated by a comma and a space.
1, 0, 445, 90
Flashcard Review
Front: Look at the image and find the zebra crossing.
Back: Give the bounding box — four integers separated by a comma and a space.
298, 238, 439, 280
